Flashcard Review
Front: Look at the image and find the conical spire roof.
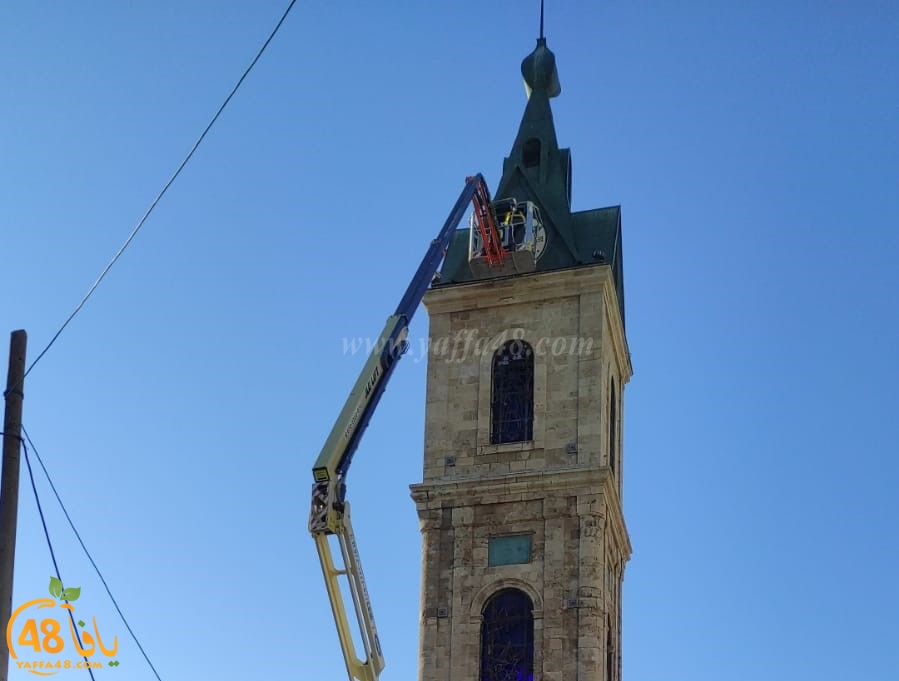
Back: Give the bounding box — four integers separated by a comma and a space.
494, 37, 579, 267
435, 37, 625, 324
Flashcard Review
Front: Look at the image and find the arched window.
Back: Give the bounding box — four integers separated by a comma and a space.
480, 589, 534, 681
523, 138, 541, 168
609, 380, 617, 475
491, 340, 534, 444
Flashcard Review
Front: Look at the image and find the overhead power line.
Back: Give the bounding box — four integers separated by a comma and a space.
22, 426, 162, 681
22, 0, 298, 382
14, 430, 98, 681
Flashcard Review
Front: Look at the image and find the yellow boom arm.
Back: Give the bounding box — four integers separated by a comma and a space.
313, 503, 384, 681
307, 176, 485, 681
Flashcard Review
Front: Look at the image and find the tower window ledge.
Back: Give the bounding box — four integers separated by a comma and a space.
478, 441, 538, 456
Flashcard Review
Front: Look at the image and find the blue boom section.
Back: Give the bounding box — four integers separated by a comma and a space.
333, 175, 483, 479
393, 175, 484, 319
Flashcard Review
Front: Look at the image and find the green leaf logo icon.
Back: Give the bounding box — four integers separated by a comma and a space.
61, 587, 81, 602
48, 576, 81, 601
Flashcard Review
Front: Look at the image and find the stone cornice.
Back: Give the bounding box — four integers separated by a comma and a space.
410, 465, 631, 560
424, 264, 611, 314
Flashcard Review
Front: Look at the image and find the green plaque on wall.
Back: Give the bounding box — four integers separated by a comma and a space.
488, 535, 532, 566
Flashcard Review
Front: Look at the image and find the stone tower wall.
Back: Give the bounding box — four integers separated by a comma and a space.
412, 265, 631, 681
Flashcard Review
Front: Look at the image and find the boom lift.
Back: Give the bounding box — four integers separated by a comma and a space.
308, 174, 504, 681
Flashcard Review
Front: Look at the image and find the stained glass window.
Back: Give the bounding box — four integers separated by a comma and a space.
480, 589, 534, 681
491, 341, 534, 444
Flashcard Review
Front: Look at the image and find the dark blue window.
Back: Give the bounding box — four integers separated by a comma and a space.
480, 589, 534, 681
491, 341, 534, 444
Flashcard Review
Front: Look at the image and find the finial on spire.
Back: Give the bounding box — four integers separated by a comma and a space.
539, 0, 545, 40
522, 9, 561, 99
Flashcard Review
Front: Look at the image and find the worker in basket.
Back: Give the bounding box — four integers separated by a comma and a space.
500, 199, 527, 248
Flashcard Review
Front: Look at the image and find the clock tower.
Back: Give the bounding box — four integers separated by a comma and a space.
411, 36, 632, 681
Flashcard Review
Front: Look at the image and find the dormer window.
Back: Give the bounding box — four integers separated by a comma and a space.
523, 138, 541, 168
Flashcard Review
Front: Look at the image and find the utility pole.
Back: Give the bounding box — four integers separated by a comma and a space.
0, 330, 27, 681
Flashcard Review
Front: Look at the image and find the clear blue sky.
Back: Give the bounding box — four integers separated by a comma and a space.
2, 2, 897, 680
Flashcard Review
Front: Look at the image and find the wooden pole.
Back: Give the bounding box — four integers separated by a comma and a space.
0, 330, 27, 681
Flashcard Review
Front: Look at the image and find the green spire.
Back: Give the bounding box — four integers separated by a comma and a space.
495, 38, 580, 267
436, 36, 625, 325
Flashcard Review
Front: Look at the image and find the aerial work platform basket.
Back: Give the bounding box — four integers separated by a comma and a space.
469, 197, 545, 277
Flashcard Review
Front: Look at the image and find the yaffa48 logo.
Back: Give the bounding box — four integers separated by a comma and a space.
6, 577, 120, 675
